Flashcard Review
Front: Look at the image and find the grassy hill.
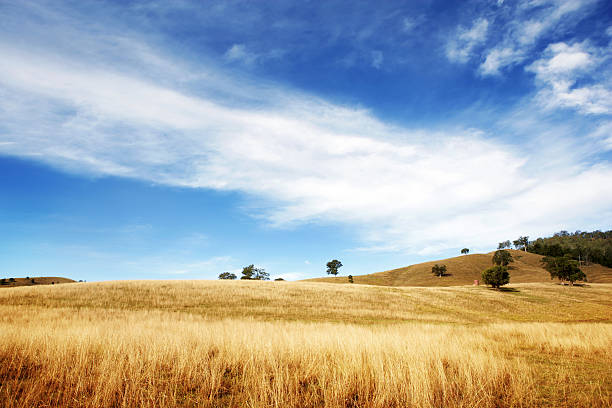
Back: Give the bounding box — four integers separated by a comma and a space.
0, 276, 75, 288
305, 249, 612, 286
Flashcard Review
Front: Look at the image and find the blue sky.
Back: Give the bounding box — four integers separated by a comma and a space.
1, 0, 611, 281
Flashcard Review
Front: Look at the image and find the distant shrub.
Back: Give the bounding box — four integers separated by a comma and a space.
0, 278, 6, 285
348, 275, 354, 283
219, 272, 237, 280
274, 278, 285, 281
9, 278, 15, 282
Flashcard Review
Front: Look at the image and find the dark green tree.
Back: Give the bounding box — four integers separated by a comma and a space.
348, 275, 354, 283
326, 259, 343, 276
274, 278, 285, 281
482, 266, 510, 289
541, 256, 586, 285
431, 264, 447, 277
240, 264, 270, 280
218, 272, 237, 280
492, 249, 514, 266
498, 240, 511, 249
461, 248, 469, 255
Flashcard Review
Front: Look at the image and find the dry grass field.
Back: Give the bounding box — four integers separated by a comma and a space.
305, 249, 612, 286
1, 280, 611, 407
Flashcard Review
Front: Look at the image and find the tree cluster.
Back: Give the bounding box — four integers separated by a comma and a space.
218, 265, 270, 280
527, 230, 612, 268
541, 255, 586, 285
240, 264, 270, 280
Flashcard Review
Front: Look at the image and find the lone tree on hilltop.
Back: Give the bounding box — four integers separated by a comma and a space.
498, 240, 511, 249
218, 272, 237, 280
513, 236, 529, 251
431, 264, 447, 277
326, 259, 343, 276
492, 249, 514, 266
240, 264, 270, 280
482, 266, 510, 289
461, 248, 469, 255
541, 256, 586, 285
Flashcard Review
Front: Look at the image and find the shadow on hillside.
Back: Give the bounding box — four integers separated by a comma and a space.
498, 287, 520, 293
555, 282, 590, 288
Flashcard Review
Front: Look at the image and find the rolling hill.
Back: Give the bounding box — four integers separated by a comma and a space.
0, 276, 75, 288
305, 249, 612, 286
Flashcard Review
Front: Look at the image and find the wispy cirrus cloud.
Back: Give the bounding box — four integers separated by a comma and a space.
446, 18, 489, 63
479, 0, 597, 76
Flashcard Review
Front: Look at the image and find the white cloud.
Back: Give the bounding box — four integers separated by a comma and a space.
446, 18, 489, 63
527, 42, 612, 115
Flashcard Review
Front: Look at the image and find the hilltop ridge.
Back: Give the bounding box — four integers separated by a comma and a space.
304, 249, 612, 286
0, 276, 75, 288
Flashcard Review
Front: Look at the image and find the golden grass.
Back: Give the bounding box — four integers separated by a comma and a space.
1, 281, 611, 407
305, 249, 612, 286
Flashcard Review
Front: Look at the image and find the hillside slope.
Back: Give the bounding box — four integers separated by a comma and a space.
0, 276, 75, 288
305, 249, 612, 286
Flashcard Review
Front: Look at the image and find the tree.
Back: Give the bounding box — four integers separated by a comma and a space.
326, 259, 343, 276
240, 264, 270, 280
348, 275, 354, 283
498, 240, 511, 249
461, 248, 469, 255
431, 264, 447, 277
492, 249, 514, 266
541, 256, 586, 285
218, 272, 237, 280
513, 236, 529, 251
482, 266, 510, 289
274, 278, 285, 281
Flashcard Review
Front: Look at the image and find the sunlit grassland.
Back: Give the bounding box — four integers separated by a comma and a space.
1, 281, 611, 407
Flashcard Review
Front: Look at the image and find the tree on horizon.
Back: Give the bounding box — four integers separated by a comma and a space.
326, 260, 343, 276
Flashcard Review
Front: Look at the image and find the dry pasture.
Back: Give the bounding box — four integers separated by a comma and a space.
0, 280, 611, 407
